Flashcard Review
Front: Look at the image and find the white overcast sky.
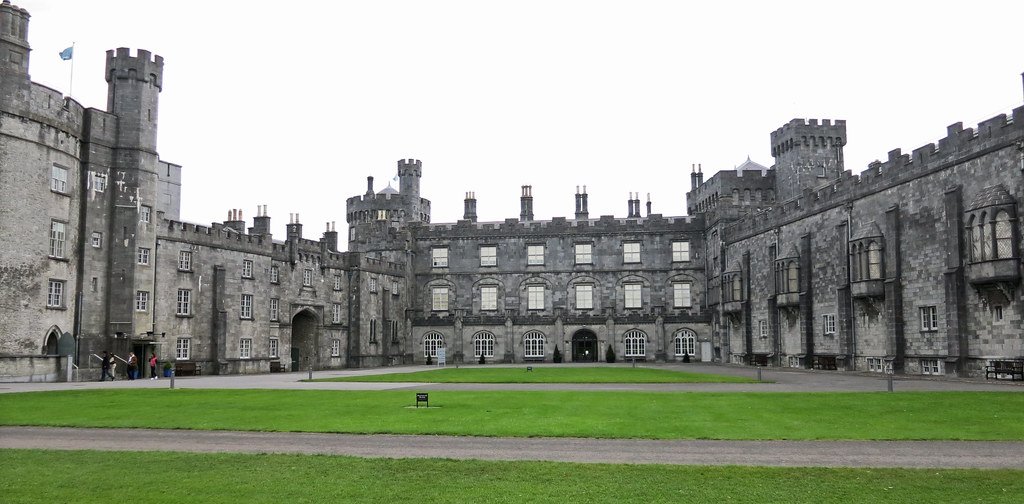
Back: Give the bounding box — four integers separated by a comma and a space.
18, 0, 1024, 244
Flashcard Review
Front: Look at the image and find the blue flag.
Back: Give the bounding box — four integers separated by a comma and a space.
59, 46, 73, 60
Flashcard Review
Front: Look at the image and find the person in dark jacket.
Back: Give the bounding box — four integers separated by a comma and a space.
100, 351, 113, 381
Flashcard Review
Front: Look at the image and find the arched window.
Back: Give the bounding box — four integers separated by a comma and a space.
980, 211, 992, 260
867, 242, 882, 279
422, 332, 444, 357
473, 332, 494, 358
787, 261, 799, 292
523, 331, 545, 358
994, 210, 1012, 259
969, 215, 983, 261
624, 330, 646, 357
673, 329, 696, 356
731, 275, 742, 301
775, 262, 785, 292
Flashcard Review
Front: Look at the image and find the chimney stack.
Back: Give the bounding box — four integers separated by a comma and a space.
463, 191, 478, 222
520, 185, 534, 221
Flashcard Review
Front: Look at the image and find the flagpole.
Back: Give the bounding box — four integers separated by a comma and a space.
68, 42, 75, 97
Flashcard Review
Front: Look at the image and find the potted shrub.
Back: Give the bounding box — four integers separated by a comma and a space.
162, 362, 173, 378
478, 353, 486, 365
425, 354, 433, 365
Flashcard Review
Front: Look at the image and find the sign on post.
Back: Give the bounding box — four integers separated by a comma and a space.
416, 393, 429, 408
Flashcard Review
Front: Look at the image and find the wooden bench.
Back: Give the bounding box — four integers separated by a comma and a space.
174, 362, 201, 376
985, 361, 1024, 381
269, 361, 285, 373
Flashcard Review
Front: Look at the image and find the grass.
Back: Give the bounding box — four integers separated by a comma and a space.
2, 390, 1023, 440
315, 366, 756, 383
1, 449, 1021, 503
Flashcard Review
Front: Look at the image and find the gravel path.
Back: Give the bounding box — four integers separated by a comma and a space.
2, 426, 1022, 469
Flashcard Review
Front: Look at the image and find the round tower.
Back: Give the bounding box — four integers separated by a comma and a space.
0, 0, 31, 108
105, 47, 163, 152
398, 158, 428, 222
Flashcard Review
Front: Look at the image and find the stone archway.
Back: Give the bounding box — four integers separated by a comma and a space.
43, 328, 59, 355
571, 329, 598, 363
291, 309, 320, 372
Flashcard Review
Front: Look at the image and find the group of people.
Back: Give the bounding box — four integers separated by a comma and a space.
99, 351, 160, 381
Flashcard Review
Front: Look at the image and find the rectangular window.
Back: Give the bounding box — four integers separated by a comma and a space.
140, 205, 151, 223
672, 282, 692, 308
137, 247, 150, 265
432, 247, 449, 267
759, 320, 768, 339
392, 279, 400, 296
527, 245, 545, 265
51, 165, 68, 193
624, 283, 642, 309
175, 338, 190, 360
50, 221, 66, 258
370, 319, 378, 342
480, 246, 497, 267
91, 231, 102, 248
176, 289, 191, 316
823, 314, 836, 335
623, 242, 641, 263
178, 250, 192, 271
135, 291, 149, 312
432, 286, 449, 311
481, 286, 498, 311
332, 303, 342, 323
788, 356, 801, 368
242, 259, 254, 278
920, 306, 938, 331
270, 265, 279, 283
527, 285, 545, 310
303, 269, 313, 286
270, 298, 279, 321
331, 339, 341, 357
921, 359, 941, 375
369, 277, 378, 292
672, 241, 691, 262
867, 357, 885, 373
389, 320, 399, 342
575, 284, 593, 310
269, 338, 279, 358
47, 279, 65, 308
240, 294, 253, 319
574, 243, 592, 264
239, 338, 252, 359
93, 172, 107, 192
332, 274, 341, 290
994, 305, 1004, 322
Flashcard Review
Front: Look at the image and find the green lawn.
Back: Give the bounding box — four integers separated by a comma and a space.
2, 390, 1022, 440
315, 366, 756, 383
1, 449, 1020, 504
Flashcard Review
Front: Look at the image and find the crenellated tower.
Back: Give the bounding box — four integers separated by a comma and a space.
103, 47, 164, 340
0, 0, 31, 109
398, 158, 427, 222
770, 118, 845, 202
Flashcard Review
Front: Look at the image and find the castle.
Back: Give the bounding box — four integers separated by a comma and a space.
1, 0, 1021, 381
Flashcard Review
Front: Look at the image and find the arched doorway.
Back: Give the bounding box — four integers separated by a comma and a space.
291, 309, 320, 372
571, 329, 597, 362
43, 328, 60, 355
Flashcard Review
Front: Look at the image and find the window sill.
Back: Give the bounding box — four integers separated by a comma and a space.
48, 256, 70, 263
51, 189, 70, 197
178, 269, 193, 273
175, 314, 194, 318
45, 305, 67, 311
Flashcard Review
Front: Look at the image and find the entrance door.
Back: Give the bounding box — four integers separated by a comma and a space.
291, 309, 319, 372
571, 330, 598, 362
701, 341, 712, 362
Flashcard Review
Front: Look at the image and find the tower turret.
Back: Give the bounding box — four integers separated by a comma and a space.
771, 118, 845, 202
0, 0, 31, 108
105, 47, 163, 152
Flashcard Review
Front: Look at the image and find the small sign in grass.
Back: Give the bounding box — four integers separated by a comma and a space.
315, 367, 757, 383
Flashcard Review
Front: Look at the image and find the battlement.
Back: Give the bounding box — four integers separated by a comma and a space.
397, 158, 422, 175
410, 213, 703, 239
771, 118, 847, 157
725, 105, 1024, 241
12, 82, 86, 137
0, 0, 30, 47
105, 47, 164, 89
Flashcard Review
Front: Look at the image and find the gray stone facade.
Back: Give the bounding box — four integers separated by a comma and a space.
1, 1, 1020, 381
